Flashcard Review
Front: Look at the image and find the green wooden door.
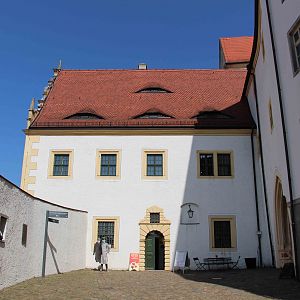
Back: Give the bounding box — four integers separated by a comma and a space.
145, 235, 155, 270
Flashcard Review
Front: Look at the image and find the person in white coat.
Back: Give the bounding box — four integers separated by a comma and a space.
100, 238, 111, 271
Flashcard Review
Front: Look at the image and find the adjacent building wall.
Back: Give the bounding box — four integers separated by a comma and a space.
0, 176, 87, 290
246, 0, 300, 269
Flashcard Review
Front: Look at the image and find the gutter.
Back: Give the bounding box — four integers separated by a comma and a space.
251, 127, 263, 266
265, 0, 299, 277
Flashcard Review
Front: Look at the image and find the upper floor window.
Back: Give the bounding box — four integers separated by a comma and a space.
288, 18, 300, 75
96, 150, 121, 179
197, 151, 233, 178
142, 150, 168, 180
101, 154, 117, 176
48, 150, 73, 179
136, 87, 172, 93
53, 154, 69, 176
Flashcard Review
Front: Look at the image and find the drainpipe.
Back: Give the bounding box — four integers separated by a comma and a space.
265, 0, 298, 277
251, 127, 263, 267
252, 72, 275, 267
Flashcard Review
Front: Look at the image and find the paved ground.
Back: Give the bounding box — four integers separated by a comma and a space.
1, 268, 300, 300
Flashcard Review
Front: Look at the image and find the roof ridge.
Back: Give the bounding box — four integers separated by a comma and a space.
59, 68, 247, 72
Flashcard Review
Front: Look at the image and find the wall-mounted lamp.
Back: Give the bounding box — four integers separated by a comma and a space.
187, 205, 194, 219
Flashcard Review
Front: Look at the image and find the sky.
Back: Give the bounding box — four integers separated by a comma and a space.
0, 0, 253, 185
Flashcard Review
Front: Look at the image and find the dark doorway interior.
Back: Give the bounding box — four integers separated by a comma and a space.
145, 231, 165, 270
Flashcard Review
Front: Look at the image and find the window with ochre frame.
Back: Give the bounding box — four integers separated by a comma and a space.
96, 150, 121, 179
197, 151, 234, 179
92, 216, 120, 252
48, 150, 73, 179
142, 150, 168, 180
209, 216, 237, 251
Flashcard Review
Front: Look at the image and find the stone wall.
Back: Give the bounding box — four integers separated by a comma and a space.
0, 176, 87, 289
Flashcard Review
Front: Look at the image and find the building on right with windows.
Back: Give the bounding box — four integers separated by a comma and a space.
244, 0, 300, 276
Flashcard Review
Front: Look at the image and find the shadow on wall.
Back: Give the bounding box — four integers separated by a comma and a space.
47, 234, 61, 274
173, 103, 259, 271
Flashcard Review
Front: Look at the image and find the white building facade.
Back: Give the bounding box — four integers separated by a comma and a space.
20, 65, 271, 271
245, 0, 300, 274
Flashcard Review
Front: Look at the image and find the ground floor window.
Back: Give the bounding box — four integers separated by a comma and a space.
98, 221, 115, 247
209, 216, 237, 250
92, 216, 120, 251
0, 215, 8, 241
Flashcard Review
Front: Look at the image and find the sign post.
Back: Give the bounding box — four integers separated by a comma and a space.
42, 210, 68, 277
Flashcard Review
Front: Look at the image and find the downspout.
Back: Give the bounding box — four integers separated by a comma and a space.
251, 127, 263, 266
265, 0, 298, 277
252, 72, 275, 267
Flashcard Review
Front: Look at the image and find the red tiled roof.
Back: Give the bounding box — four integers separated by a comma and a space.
31, 69, 254, 129
220, 37, 253, 64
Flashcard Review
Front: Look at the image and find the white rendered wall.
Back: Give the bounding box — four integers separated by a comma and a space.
246, 0, 300, 268
0, 177, 87, 290
31, 134, 263, 269
268, 0, 300, 200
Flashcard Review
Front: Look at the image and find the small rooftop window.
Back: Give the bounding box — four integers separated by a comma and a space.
194, 111, 232, 119
136, 87, 172, 93
134, 110, 172, 119
65, 113, 103, 120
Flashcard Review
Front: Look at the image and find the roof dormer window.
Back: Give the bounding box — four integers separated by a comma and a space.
133, 109, 172, 119
193, 111, 232, 119
136, 87, 172, 93
65, 113, 103, 120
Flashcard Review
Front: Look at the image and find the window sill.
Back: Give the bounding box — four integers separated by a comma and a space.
96, 176, 121, 180
48, 175, 73, 179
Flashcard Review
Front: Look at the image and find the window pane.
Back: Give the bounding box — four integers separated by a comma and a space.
100, 154, 117, 176
214, 221, 231, 248
150, 213, 160, 223
294, 31, 299, 43
199, 153, 214, 176
296, 44, 300, 56
217, 153, 231, 176
147, 154, 163, 176
53, 154, 69, 176
154, 166, 163, 176
98, 221, 115, 248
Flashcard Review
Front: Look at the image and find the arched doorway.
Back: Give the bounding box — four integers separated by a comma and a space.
139, 206, 171, 270
145, 231, 165, 270
275, 177, 293, 267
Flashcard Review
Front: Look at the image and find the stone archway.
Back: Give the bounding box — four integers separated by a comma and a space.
275, 177, 293, 267
139, 206, 171, 271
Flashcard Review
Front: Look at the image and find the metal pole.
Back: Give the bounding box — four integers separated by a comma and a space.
42, 210, 49, 277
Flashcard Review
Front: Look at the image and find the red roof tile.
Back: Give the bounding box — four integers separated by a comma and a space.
31, 69, 254, 129
220, 37, 253, 64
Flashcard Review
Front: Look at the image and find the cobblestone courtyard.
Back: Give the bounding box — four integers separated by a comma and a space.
1, 269, 300, 300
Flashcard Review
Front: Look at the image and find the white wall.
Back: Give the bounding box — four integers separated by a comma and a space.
30, 134, 264, 269
269, 0, 300, 200
246, 0, 300, 268
0, 176, 87, 290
